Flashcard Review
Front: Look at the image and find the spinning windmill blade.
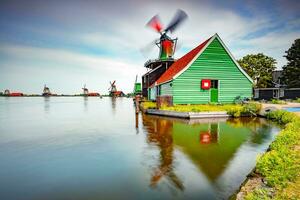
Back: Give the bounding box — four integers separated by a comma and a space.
140, 39, 159, 57
142, 9, 188, 60
146, 15, 163, 33
164, 9, 188, 33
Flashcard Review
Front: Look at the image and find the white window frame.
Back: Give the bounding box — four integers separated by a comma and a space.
254, 89, 259, 98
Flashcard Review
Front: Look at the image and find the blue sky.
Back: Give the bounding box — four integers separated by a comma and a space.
0, 0, 299, 94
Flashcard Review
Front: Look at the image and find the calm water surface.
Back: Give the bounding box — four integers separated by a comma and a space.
0, 97, 280, 200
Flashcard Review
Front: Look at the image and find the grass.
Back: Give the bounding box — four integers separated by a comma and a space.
245, 110, 300, 199
294, 98, 300, 103
270, 99, 287, 104
140, 101, 156, 109
160, 102, 261, 117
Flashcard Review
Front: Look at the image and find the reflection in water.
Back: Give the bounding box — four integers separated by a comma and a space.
83, 96, 88, 112
143, 115, 184, 191
200, 123, 219, 144
110, 97, 116, 114
142, 115, 278, 198
44, 97, 50, 113
135, 113, 139, 134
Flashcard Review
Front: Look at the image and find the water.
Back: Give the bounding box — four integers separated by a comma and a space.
0, 97, 280, 200
283, 107, 300, 112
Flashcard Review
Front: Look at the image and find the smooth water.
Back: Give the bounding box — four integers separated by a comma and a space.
0, 97, 280, 200
283, 107, 300, 112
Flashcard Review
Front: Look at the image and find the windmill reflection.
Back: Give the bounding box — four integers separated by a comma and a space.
142, 114, 184, 191
83, 96, 88, 112
110, 97, 117, 114
44, 96, 50, 113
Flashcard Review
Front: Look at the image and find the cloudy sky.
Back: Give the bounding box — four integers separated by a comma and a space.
0, 0, 299, 94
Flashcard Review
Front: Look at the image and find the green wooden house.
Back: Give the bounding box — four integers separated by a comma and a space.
149, 33, 253, 104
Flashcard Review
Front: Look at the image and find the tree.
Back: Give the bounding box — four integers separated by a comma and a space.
238, 53, 276, 88
281, 39, 300, 88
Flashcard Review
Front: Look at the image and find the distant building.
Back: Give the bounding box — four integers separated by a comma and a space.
254, 70, 300, 100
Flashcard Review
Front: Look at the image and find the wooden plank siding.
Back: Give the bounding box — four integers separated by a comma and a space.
159, 81, 173, 96
171, 38, 252, 104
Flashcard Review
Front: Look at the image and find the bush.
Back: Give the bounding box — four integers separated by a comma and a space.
265, 110, 297, 124
242, 102, 262, 116
294, 98, 300, 103
253, 110, 300, 195
141, 101, 156, 109
271, 99, 286, 104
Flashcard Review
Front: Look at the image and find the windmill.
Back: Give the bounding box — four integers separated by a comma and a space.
145, 9, 187, 60
82, 84, 89, 96
141, 10, 188, 97
108, 80, 124, 97
4, 89, 10, 96
133, 75, 142, 95
42, 84, 51, 96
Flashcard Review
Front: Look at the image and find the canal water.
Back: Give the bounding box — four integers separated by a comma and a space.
0, 97, 280, 200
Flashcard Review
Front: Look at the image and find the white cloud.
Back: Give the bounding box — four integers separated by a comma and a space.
0, 45, 146, 94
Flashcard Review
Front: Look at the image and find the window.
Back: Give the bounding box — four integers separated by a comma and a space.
211, 80, 218, 89
254, 89, 259, 98
158, 85, 161, 96
279, 89, 284, 97
273, 89, 279, 98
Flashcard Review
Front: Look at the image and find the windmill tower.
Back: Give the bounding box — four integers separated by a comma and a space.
4, 89, 10, 96
82, 84, 89, 96
108, 81, 117, 96
42, 85, 51, 96
142, 9, 188, 97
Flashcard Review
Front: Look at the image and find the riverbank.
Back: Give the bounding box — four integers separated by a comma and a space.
140, 102, 262, 118
237, 110, 300, 199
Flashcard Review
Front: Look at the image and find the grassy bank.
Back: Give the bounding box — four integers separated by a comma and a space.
140, 101, 261, 117
244, 110, 300, 200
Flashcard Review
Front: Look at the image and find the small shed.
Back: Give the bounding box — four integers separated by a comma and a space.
150, 33, 253, 104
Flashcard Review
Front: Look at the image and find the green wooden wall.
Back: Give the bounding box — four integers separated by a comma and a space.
160, 81, 173, 96
170, 37, 252, 104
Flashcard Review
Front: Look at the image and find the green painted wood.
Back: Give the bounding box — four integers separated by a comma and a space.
210, 88, 218, 102
160, 81, 173, 96
169, 37, 252, 104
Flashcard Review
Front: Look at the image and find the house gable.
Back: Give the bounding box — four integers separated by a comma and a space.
172, 35, 253, 104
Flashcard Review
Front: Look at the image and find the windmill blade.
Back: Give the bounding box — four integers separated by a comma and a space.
140, 38, 158, 57
164, 9, 188, 33
112, 80, 116, 86
146, 15, 163, 33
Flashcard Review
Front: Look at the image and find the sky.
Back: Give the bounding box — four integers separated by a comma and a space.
0, 0, 299, 94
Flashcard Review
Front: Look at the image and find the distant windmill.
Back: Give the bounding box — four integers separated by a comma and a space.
42, 84, 51, 96
108, 81, 117, 95
82, 84, 89, 96
108, 80, 124, 97
4, 89, 10, 96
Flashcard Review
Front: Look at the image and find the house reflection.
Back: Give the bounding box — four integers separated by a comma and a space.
142, 114, 184, 191
200, 123, 219, 144
142, 115, 273, 185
